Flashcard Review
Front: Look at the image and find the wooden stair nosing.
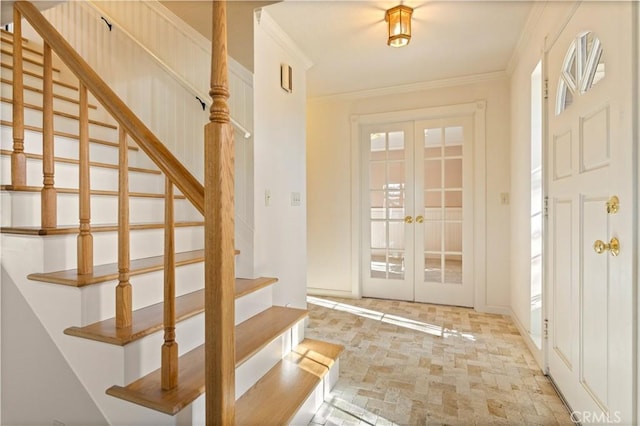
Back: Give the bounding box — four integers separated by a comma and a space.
1, 48, 62, 72
0, 77, 98, 109
0, 220, 204, 236
0, 149, 159, 175
64, 279, 281, 346
28, 248, 243, 288
0, 120, 139, 151
236, 339, 344, 426
1, 35, 44, 57
105, 306, 310, 415
1, 97, 117, 130
1, 62, 78, 91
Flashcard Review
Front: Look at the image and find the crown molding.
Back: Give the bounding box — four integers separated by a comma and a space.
255, 8, 313, 70
309, 71, 508, 103
505, 1, 548, 76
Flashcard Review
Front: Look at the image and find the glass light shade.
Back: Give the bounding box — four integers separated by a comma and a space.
385, 5, 413, 47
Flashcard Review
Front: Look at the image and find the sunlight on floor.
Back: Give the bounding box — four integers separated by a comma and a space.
307, 296, 475, 341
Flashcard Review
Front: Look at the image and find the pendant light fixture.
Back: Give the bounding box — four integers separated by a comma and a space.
385, 5, 413, 47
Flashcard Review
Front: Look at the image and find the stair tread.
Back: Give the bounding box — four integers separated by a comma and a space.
0, 29, 29, 44
237, 338, 345, 425
1, 77, 98, 109
1, 220, 204, 236
0, 120, 139, 150
105, 306, 310, 415
0, 184, 187, 200
1, 97, 117, 129
1, 48, 62, 72
64, 277, 278, 346
28, 249, 208, 287
0, 149, 158, 174
1, 62, 78, 90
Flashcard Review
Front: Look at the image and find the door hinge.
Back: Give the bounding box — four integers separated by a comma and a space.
544, 318, 549, 339
544, 79, 549, 100
544, 196, 549, 217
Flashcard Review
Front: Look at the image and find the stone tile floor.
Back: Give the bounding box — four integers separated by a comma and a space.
304, 296, 573, 426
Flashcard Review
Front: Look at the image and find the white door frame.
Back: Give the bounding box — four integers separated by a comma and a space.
350, 101, 489, 310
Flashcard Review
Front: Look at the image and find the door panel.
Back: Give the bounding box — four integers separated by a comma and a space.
546, 2, 634, 422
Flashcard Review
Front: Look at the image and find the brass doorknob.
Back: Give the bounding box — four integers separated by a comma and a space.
404, 216, 413, 224
606, 196, 619, 214
593, 237, 620, 256
416, 215, 424, 223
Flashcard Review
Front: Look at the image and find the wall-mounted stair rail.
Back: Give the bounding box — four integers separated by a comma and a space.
10, 1, 236, 423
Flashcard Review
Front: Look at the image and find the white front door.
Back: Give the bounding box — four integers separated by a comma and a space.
361, 118, 474, 307
546, 2, 635, 423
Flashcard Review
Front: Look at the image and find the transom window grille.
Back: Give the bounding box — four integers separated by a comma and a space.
556, 31, 605, 115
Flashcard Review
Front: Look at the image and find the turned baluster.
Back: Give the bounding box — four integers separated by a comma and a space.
116, 127, 132, 328
11, 7, 26, 188
205, 1, 235, 423
162, 177, 178, 390
77, 83, 92, 272
41, 42, 57, 229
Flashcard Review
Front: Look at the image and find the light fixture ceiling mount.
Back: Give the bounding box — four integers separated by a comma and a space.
385, 4, 413, 48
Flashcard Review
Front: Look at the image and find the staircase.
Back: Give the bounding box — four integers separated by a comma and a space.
0, 3, 342, 425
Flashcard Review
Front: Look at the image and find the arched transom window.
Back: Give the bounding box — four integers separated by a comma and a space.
556, 31, 605, 115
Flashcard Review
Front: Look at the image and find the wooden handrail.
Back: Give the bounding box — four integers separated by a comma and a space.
14, 1, 205, 215
205, 1, 236, 423
11, 8, 26, 188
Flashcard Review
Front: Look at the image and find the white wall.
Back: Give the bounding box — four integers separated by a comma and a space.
307, 77, 511, 312
253, 9, 311, 309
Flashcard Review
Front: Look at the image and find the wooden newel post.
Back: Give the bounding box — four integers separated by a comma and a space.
205, 1, 236, 424
116, 127, 132, 329
11, 6, 26, 188
77, 83, 92, 272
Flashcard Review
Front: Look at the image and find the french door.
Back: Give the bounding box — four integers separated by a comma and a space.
545, 2, 635, 422
361, 118, 474, 306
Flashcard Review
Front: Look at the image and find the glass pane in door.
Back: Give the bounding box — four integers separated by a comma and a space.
422, 126, 464, 285
368, 131, 406, 280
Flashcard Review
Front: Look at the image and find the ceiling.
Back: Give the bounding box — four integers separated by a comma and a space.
265, 1, 535, 98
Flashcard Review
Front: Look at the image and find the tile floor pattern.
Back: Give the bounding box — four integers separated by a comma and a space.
305, 296, 573, 426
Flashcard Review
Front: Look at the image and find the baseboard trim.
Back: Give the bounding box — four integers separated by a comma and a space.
306, 288, 357, 299
509, 308, 544, 370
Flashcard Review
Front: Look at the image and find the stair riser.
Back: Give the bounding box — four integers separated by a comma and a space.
79, 262, 205, 325
0, 57, 62, 80
1, 191, 202, 227
1, 125, 131, 167
1, 101, 117, 142
1, 80, 93, 117
35, 226, 203, 272
1, 66, 79, 99
0, 156, 163, 193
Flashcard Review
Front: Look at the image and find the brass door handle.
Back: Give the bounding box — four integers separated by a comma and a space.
606, 196, 619, 214
404, 216, 413, 224
416, 215, 424, 223
593, 237, 620, 256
